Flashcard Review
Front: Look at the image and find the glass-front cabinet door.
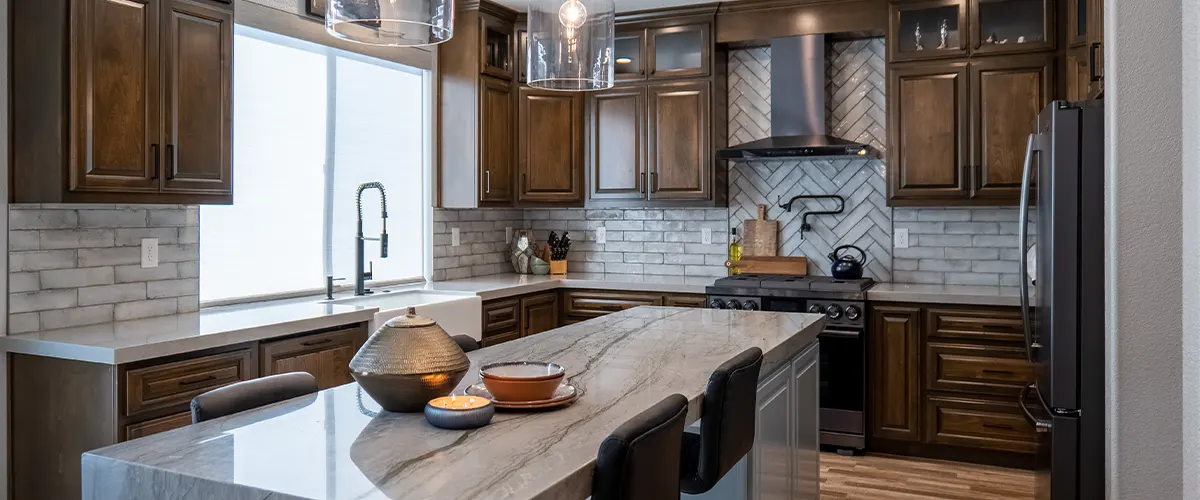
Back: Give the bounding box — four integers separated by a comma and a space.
970, 0, 1053, 55
888, 0, 968, 62
647, 24, 710, 79
613, 30, 646, 81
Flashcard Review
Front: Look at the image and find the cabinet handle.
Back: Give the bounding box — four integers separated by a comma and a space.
650, 171, 658, 193
981, 369, 1015, 376
301, 338, 334, 347
982, 423, 1014, 431
151, 144, 160, 180
485, 169, 492, 194
639, 172, 646, 193
178, 374, 217, 386
1088, 42, 1102, 82
166, 144, 175, 180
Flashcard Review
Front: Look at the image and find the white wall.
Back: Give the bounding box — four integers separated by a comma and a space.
1105, 0, 1184, 497
1183, 0, 1200, 495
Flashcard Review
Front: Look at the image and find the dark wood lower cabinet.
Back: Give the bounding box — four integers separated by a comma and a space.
480, 289, 706, 346
9, 322, 366, 500
520, 292, 559, 336
869, 302, 1038, 468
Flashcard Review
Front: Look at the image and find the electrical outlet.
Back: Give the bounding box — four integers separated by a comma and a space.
505, 226, 513, 244
451, 227, 461, 247
701, 228, 713, 245
894, 228, 910, 249
596, 227, 607, 244
141, 238, 159, 268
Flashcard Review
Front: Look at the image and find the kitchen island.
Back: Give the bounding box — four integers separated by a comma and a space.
81, 307, 824, 500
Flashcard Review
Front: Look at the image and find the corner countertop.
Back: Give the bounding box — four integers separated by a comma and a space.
82, 307, 825, 500
867, 283, 1024, 307
422, 272, 714, 300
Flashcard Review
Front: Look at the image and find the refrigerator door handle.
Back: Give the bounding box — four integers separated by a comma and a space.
1019, 383, 1052, 433
1018, 133, 1040, 362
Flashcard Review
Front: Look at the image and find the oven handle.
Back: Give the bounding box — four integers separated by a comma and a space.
820, 328, 862, 338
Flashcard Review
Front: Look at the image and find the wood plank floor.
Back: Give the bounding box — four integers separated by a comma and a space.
820, 453, 1035, 500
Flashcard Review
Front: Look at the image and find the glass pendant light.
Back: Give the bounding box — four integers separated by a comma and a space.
326, 0, 454, 46
527, 0, 615, 91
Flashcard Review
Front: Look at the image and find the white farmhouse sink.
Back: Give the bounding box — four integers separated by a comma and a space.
323, 289, 482, 340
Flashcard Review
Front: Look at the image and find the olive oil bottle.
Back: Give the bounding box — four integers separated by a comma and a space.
727, 228, 743, 275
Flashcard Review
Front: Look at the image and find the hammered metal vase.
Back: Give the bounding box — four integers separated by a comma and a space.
349, 308, 471, 412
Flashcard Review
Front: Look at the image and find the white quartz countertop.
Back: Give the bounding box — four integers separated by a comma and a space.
82, 307, 825, 500
422, 272, 713, 300
867, 283, 1025, 307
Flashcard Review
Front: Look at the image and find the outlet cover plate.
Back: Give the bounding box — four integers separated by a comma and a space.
141, 238, 159, 268
894, 228, 909, 249
701, 228, 713, 245
596, 227, 607, 244
452, 227, 461, 247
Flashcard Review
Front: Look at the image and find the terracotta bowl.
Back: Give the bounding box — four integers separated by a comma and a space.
480, 362, 565, 402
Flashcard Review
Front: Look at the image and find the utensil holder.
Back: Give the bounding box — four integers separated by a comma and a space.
550, 260, 567, 275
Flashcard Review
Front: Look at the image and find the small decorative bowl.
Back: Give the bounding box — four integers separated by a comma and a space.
531, 257, 551, 275
480, 361, 565, 402
424, 395, 495, 429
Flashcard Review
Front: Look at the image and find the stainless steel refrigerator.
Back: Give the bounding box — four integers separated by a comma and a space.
1017, 99, 1105, 500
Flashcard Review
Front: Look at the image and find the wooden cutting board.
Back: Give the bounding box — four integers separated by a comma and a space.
742, 204, 778, 257
735, 256, 809, 275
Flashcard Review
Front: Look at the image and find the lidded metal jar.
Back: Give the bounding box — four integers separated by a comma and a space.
350, 307, 471, 412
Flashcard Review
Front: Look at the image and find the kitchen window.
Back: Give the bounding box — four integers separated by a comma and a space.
200, 25, 431, 303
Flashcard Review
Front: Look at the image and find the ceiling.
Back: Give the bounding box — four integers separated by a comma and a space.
492, 0, 728, 13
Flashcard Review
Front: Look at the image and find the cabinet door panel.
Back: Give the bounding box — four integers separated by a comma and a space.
162, 0, 233, 195
518, 87, 583, 203
124, 411, 192, 441
972, 55, 1053, 201
520, 292, 559, 336
588, 87, 646, 200
1064, 46, 1091, 102
480, 76, 515, 203
647, 24, 710, 79
260, 326, 366, 390
924, 396, 1038, 453
751, 365, 791, 499
648, 81, 710, 200
869, 305, 922, 441
887, 62, 969, 203
70, 0, 161, 193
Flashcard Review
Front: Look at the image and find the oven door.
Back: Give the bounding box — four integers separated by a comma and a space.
818, 328, 865, 437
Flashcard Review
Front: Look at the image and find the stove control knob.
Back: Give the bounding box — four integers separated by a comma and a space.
826, 304, 843, 319
844, 305, 862, 320
728, 299, 743, 310
808, 304, 825, 314
710, 299, 727, 309
742, 301, 759, 311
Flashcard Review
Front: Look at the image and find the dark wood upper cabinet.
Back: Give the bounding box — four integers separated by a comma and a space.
587, 87, 647, 200
887, 62, 971, 203
648, 81, 710, 200
481, 13, 515, 79
614, 30, 648, 81
969, 0, 1054, 56
12, 0, 233, 204
869, 305, 923, 442
1066, 0, 1089, 47
647, 24, 711, 79
888, 0, 969, 62
971, 54, 1054, 200
479, 76, 516, 204
161, 0, 233, 196
518, 87, 584, 203
1064, 45, 1091, 102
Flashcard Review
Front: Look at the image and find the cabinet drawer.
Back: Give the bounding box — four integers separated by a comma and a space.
124, 348, 253, 418
124, 411, 193, 441
926, 342, 1033, 397
664, 293, 707, 308
260, 326, 365, 390
926, 307, 1024, 343
562, 290, 663, 317
482, 329, 521, 347
483, 298, 520, 333
924, 396, 1038, 454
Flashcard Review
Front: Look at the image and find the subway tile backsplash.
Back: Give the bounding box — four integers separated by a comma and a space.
893, 208, 1032, 287
8, 204, 199, 333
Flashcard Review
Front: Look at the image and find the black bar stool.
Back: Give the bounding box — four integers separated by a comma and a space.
679, 347, 764, 494
191, 372, 319, 423
593, 394, 690, 500
451, 335, 481, 353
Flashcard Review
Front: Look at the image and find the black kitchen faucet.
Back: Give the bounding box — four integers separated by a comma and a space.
355, 182, 388, 295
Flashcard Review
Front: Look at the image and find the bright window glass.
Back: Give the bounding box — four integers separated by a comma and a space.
201, 26, 429, 303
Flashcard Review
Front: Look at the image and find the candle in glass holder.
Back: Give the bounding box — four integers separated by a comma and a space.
424, 395, 495, 429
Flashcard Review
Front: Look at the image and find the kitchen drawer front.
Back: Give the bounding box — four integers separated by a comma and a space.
259, 326, 365, 390
562, 290, 663, 317
482, 329, 521, 347
926, 307, 1024, 343
924, 396, 1038, 454
663, 293, 707, 308
123, 411, 193, 441
926, 342, 1033, 397
124, 348, 254, 418
483, 298, 520, 333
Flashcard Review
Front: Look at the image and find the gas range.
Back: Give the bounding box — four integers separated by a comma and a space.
705, 273, 875, 328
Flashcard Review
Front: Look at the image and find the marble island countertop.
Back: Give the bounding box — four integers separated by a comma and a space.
82, 307, 826, 500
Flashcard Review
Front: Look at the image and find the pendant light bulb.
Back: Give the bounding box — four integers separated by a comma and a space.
558, 0, 588, 29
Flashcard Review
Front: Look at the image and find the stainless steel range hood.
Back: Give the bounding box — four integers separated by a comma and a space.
718, 35, 873, 160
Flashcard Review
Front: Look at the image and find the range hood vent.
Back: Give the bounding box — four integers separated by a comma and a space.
718, 35, 874, 160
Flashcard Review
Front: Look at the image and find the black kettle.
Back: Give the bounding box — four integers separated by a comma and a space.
828, 245, 868, 279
